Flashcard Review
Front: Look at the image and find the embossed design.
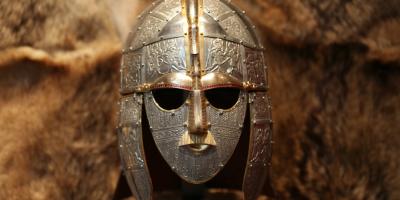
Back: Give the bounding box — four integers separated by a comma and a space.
207, 91, 246, 126
121, 52, 142, 92
117, 93, 152, 200
219, 15, 255, 46
243, 91, 272, 200
204, 0, 257, 47
205, 38, 242, 79
119, 95, 141, 125
145, 38, 186, 82
203, 0, 231, 19
144, 89, 247, 183
252, 96, 270, 119
208, 91, 247, 161
153, 0, 181, 20
144, 93, 187, 129
119, 126, 144, 169
131, 15, 167, 49
119, 0, 272, 198
245, 48, 266, 85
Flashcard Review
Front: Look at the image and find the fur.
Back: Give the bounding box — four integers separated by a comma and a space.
0, 0, 399, 199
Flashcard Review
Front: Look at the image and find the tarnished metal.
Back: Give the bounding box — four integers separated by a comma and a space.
117, 94, 152, 200
243, 92, 273, 200
119, 0, 272, 199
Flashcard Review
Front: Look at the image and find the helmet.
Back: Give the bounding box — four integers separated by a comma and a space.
118, 0, 272, 199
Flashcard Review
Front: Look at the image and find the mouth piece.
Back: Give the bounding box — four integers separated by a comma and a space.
180, 143, 215, 154
187, 144, 210, 152
178, 131, 216, 153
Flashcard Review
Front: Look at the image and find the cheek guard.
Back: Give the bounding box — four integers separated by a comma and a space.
118, 0, 273, 199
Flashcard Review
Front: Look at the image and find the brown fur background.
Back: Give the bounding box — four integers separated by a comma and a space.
0, 0, 399, 199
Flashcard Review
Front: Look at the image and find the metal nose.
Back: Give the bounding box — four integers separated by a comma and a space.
188, 90, 207, 135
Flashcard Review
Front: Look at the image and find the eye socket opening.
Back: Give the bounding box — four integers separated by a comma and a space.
152, 88, 189, 110
205, 88, 241, 110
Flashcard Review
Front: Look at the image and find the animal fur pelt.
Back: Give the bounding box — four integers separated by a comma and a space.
234, 0, 400, 199
0, 0, 399, 199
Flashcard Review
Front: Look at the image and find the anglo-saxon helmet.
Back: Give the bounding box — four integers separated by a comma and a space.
117, 0, 273, 199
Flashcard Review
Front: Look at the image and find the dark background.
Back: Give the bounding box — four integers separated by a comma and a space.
0, 0, 399, 199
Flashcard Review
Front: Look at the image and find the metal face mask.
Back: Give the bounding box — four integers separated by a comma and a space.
118, 0, 272, 199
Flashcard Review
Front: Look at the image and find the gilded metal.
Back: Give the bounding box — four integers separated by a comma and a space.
119, 0, 272, 199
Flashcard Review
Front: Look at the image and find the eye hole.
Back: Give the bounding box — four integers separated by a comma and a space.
205, 88, 240, 109
152, 89, 189, 110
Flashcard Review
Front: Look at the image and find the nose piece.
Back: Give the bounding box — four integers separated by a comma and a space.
185, 87, 213, 152
188, 90, 207, 134
188, 125, 206, 136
